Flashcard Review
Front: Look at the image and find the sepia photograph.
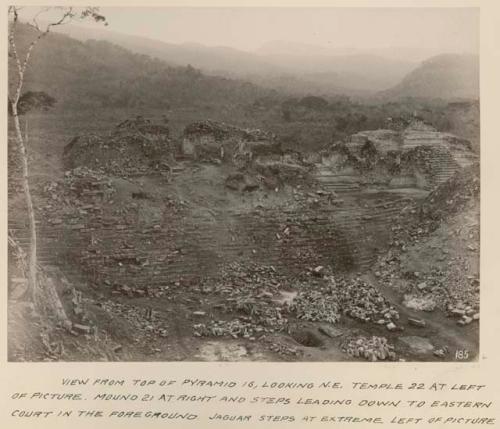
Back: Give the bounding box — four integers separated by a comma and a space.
7, 6, 480, 362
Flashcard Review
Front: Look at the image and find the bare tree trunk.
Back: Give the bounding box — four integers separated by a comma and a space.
8, 6, 106, 311
11, 104, 37, 302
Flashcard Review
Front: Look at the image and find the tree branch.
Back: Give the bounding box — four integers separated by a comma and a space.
8, 8, 21, 73
45, 7, 75, 33
32, 6, 51, 31
8, 15, 23, 105
8, 6, 107, 106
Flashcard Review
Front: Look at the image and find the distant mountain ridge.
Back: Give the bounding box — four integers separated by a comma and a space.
53, 24, 417, 96
380, 54, 479, 100
10, 23, 479, 111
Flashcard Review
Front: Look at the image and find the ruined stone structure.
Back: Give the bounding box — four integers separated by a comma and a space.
181, 120, 281, 163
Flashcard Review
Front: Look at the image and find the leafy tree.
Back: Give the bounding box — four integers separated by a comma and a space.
299, 95, 328, 110
8, 91, 57, 116
8, 6, 106, 303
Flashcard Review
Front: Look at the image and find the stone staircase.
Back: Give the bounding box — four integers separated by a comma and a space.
402, 130, 450, 150
8, 192, 413, 289
314, 168, 362, 193
425, 148, 460, 188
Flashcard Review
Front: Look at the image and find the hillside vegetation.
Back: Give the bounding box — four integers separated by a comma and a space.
9, 23, 480, 159
55, 25, 415, 96
11, 24, 274, 110
381, 54, 479, 100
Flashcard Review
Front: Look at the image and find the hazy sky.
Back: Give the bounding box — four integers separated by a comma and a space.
19, 7, 479, 59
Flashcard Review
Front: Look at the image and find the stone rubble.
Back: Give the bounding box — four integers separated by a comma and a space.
194, 266, 400, 342
8, 114, 480, 362
291, 276, 399, 326
374, 164, 479, 319
342, 335, 397, 362
63, 116, 172, 177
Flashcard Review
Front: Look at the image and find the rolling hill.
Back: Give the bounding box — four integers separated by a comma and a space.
380, 54, 479, 100
9, 23, 480, 113
9, 24, 275, 110
53, 25, 416, 96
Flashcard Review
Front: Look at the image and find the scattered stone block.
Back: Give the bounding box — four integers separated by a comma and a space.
73, 324, 92, 335
62, 320, 73, 332
451, 308, 466, 317
400, 336, 434, 354
312, 266, 324, 277
434, 349, 446, 358
318, 325, 343, 338
408, 317, 426, 328
417, 282, 428, 290
386, 322, 397, 331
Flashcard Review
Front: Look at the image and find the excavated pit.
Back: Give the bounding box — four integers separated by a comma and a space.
291, 329, 325, 348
